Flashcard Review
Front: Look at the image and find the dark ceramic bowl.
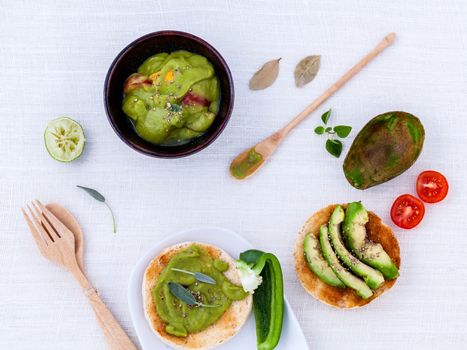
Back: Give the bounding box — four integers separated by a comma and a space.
104, 31, 234, 158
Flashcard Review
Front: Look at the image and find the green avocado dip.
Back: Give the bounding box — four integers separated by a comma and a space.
230, 147, 264, 180
122, 51, 220, 145
152, 245, 248, 337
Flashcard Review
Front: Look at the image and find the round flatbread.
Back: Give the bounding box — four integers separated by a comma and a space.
294, 204, 401, 308
143, 242, 253, 349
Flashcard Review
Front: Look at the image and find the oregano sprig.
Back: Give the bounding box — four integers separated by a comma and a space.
314, 109, 352, 158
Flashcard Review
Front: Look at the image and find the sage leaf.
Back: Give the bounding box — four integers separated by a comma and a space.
168, 282, 198, 306
77, 185, 117, 233
321, 109, 331, 125
171, 268, 216, 285
314, 126, 325, 135
294, 55, 321, 87
168, 282, 219, 308
325, 139, 343, 158
249, 58, 281, 90
334, 125, 352, 138
194, 272, 216, 285
77, 185, 105, 202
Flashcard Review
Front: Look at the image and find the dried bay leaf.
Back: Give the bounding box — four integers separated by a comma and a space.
249, 58, 281, 90
294, 55, 321, 87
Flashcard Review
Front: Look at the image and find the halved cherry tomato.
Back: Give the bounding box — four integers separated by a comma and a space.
391, 194, 425, 229
182, 92, 210, 107
416, 170, 449, 203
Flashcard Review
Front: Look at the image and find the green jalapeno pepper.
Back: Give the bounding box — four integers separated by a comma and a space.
239, 250, 284, 350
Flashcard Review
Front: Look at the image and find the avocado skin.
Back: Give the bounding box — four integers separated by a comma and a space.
319, 225, 373, 299
328, 206, 384, 290
304, 234, 345, 288
343, 202, 399, 280
343, 111, 425, 190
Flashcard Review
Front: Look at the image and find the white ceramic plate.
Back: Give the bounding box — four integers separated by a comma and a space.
128, 227, 309, 350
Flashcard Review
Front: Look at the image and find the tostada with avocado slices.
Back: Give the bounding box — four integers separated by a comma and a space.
294, 202, 400, 308
143, 242, 252, 349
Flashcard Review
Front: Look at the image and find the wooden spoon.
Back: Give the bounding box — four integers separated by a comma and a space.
230, 33, 396, 180
44, 203, 135, 349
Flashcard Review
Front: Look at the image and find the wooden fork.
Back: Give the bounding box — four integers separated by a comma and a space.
22, 200, 138, 350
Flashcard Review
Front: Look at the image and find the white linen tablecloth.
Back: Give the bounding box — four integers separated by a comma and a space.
1, 1, 466, 349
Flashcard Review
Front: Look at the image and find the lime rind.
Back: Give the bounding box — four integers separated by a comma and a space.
44, 117, 85, 162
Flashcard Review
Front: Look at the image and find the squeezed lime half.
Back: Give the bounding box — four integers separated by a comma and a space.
44, 117, 85, 162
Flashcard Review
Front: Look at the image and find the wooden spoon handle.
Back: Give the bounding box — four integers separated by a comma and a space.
85, 288, 138, 350
281, 32, 396, 135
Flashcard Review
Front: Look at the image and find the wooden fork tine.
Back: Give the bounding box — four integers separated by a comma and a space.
27, 204, 54, 244
23, 206, 52, 247
34, 200, 75, 239
21, 208, 48, 255
31, 201, 60, 240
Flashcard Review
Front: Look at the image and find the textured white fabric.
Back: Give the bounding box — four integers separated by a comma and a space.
1, 1, 467, 349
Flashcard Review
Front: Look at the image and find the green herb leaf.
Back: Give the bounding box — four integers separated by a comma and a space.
325, 127, 332, 132
77, 185, 105, 202
333, 125, 352, 138
171, 268, 216, 285
194, 272, 216, 285
168, 282, 198, 305
168, 282, 219, 308
77, 185, 117, 233
314, 126, 325, 135
321, 109, 332, 125
325, 139, 343, 158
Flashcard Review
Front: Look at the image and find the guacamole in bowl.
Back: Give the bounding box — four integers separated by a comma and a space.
123, 51, 220, 145
104, 31, 234, 158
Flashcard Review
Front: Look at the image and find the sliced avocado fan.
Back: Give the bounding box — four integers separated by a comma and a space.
304, 233, 345, 288
343, 202, 399, 280
319, 225, 373, 299
328, 206, 385, 290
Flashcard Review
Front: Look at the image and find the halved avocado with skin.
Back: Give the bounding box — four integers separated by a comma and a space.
328, 206, 384, 290
304, 233, 345, 288
319, 225, 373, 299
343, 202, 399, 280
343, 111, 425, 190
